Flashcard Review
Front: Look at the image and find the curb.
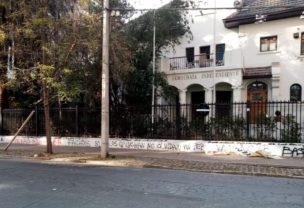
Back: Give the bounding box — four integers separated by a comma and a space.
143, 164, 304, 180
1, 154, 303, 179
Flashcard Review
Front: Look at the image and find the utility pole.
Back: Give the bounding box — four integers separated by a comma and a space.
101, 0, 110, 159
212, 0, 217, 104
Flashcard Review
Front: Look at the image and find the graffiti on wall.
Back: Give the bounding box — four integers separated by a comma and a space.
282, 146, 304, 157
1, 136, 304, 158
203, 142, 278, 158
108, 140, 205, 152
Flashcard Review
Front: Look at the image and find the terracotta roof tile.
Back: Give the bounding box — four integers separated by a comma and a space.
234, 0, 304, 18
224, 0, 304, 28
243, 66, 272, 79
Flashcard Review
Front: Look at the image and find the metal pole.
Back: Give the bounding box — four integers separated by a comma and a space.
151, 10, 156, 127
4, 110, 35, 151
246, 102, 250, 140
101, 0, 110, 158
212, 0, 217, 104
75, 105, 79, 137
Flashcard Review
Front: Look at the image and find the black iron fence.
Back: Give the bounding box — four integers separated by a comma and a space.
0, 107, 101, 137
153, 102, 304, 142
169, 52, 225, 71
0, 102, 304, 143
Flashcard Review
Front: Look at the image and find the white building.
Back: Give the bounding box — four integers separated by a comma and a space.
159, 0, 304, 108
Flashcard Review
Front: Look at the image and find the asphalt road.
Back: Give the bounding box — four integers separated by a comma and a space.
0, 159, 303, 208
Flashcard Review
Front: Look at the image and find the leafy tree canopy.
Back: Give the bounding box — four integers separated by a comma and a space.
122, 0, 193, 106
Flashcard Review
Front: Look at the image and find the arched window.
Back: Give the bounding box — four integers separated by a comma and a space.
290, 84, 302, 102
248, 82, 267, 91
247, 82, 268, 102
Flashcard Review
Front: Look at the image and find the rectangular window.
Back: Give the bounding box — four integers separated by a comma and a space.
301, 33, 304, 55
216, 44, 225, 66
199, 46, 210, 67
260, 36, 277, 52
186, 47, 194, 62
200, 46, 210, 58
186, 47, 195, 68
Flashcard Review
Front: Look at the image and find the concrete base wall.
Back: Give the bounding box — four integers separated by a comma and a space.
0, 136, 303, 158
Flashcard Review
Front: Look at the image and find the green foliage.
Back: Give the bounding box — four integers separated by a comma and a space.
205, 116, 246, 140
0, 29, 5, 43
281, 115, 301, 143
126, 0, 192, 54
254, 114, 277, 141
1, 0, 193, 112
1, 0, 102, 107
122, 0, 193, 107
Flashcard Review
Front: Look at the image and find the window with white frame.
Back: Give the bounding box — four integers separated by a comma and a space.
260, 36, 277, 52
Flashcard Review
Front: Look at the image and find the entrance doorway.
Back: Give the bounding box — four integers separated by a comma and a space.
216, 91, 232, 117
191, 91, 205, 105
188, 84, 205, 120
216, 91, 232, 103
247, 81, 268, 122
215, 83, 232, 117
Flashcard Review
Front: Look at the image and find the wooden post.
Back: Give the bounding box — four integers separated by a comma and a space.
4, 110, 35, 151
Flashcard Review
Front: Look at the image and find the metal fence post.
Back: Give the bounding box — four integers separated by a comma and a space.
246, 102, 250, 140
75, 105, 79, 137
176, 102, 181, 140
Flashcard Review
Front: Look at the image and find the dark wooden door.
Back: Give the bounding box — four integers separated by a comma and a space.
247, 82, 268, 122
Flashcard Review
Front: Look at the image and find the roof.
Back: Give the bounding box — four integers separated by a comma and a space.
243, 66, 272, 79
224, 0, 304, 28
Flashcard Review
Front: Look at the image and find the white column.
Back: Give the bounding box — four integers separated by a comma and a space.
205, 88, 213, 104
205, 88, 215, 117
232, 86, 242, 102
232, 86, 243, 117
179, 89, 188, 118
179, 89, 187, 104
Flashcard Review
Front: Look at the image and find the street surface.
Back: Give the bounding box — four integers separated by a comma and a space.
0, 159, 303, 208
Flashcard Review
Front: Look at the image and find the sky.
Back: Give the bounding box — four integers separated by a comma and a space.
127, 0, 234, 10
127, 0, 172, 9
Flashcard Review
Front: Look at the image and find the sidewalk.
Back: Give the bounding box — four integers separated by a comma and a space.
0, 144, 304, 179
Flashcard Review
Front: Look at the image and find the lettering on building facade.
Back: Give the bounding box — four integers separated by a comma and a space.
171, 71, 240, 81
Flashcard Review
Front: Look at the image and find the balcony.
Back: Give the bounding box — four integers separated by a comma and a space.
169, 53, 225, 71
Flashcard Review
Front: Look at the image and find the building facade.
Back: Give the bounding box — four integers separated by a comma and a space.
159, 0, 304, 107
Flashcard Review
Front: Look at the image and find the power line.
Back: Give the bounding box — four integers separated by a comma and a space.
108, 5, 304, 12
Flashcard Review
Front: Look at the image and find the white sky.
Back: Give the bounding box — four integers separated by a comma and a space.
127, 0, 173, 9
127, 0, 233, 9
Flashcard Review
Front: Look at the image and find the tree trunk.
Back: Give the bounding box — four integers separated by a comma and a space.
0, 85, 3, 109
57, 95, 62, 135
43, 85, 53, 154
